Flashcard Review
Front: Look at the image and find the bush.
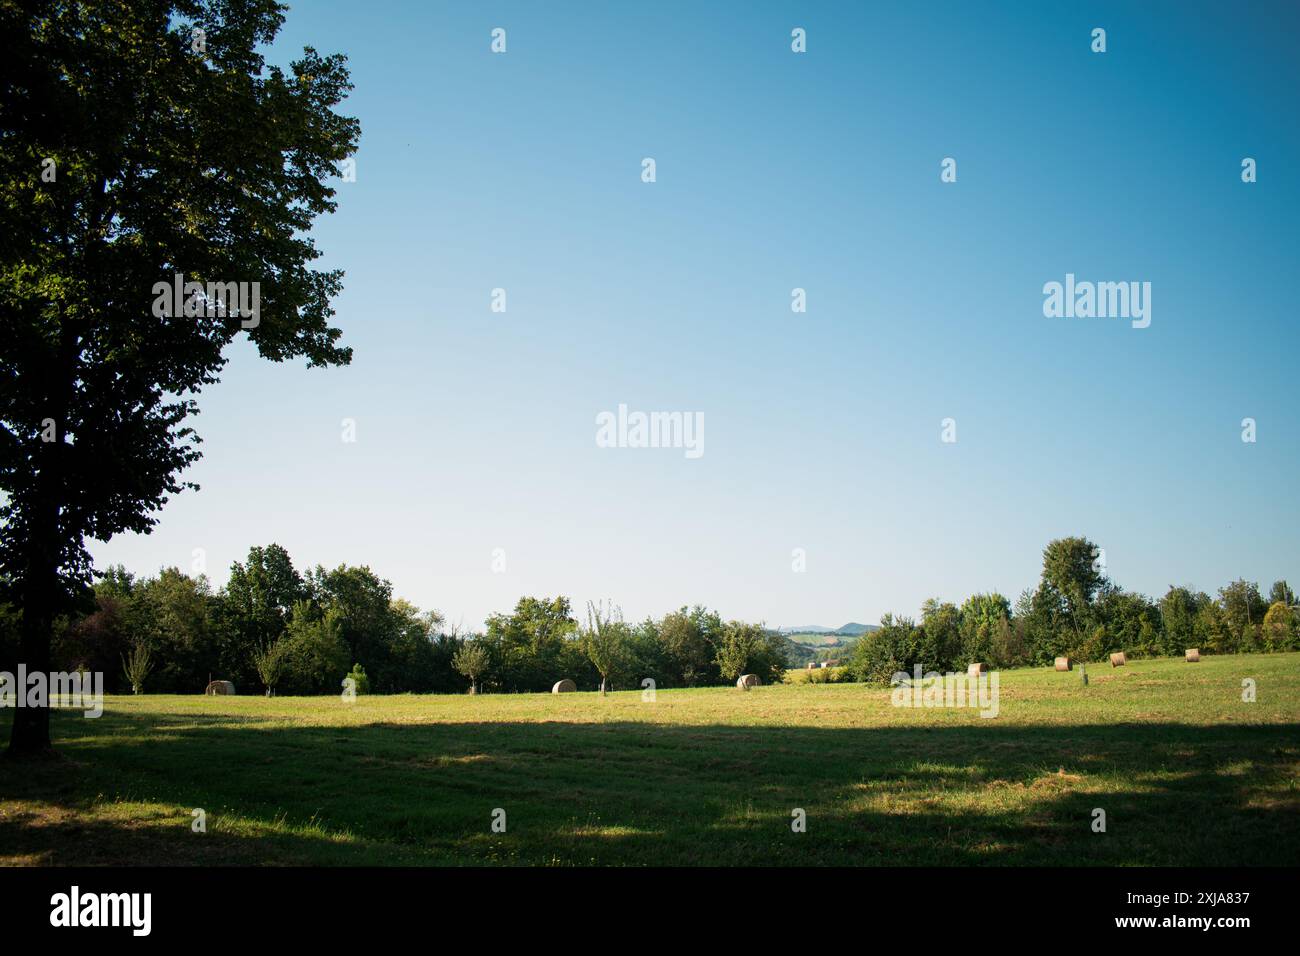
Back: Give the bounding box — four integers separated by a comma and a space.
345, 663, 370, 694
791, 665, 849, 685
847, 615, 917, 685
713, 622, 788, 685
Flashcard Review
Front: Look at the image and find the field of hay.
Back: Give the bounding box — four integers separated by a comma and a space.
2, 653, 1297, 866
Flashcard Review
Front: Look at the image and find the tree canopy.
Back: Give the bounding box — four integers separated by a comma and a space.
0, 0, 359, 753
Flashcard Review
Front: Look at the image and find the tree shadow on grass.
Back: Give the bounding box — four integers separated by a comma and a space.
1, 709, 1296, 866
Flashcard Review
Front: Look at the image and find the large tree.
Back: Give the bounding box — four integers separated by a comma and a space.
1218, 579, 1264, 649
306, 565, 399, 690
484, 596, 578, 691
0, 1, 359, 754
225, 544, 306, 649
1036, 536, 1107, 655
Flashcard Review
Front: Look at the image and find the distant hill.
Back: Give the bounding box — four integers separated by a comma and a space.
781, 632, 865, 667
776, 622, 878, 637
833, 622, 873, 636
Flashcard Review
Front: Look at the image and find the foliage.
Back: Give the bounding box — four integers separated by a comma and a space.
1262, 602, 1297, 652
15, 535, 1295, 698
345, 663, 370, 695
584, 601, 631, 693
847, 614, 919, 684
121, 640, 152, 695
251, 638, 286, 698
1, 0, 360, 753
451, 640, 490, 694
849, 536, 1295, 683
277, 605, 349, 695
482, 595, 579, 692
712, 621, 788, 684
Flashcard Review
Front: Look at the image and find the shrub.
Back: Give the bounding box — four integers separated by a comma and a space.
848, 615, 916, 685
345, 663, 370, 694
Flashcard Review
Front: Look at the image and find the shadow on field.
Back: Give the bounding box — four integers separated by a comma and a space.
1, 709, 1297, 866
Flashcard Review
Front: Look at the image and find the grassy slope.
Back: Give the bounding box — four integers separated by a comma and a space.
1, 653, 1297, 866
784, 632, 848, 646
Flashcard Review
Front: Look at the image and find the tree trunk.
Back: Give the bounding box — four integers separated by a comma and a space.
7, 561, 56, 756
600, 677, 607, 696
8, 323, 73, 758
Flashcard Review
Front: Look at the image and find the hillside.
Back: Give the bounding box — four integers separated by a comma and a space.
777, 622, 878, 639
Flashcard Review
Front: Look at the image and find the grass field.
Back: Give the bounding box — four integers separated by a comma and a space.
2, 653, 1298, 866
783, 633, 850, 646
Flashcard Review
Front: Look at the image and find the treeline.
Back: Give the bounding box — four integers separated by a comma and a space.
458, 599, 788, 694
0, 543, 789, 695
848, 536, 1297, 683
0, 545, 462, 695
2, 536, 1291, 695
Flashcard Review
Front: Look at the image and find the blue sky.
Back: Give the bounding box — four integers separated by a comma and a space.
92, 1, 1300, 630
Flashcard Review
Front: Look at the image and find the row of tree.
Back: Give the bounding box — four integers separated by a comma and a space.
458, 598, 789, 694
0, 545, 460, 696
0, 544, 790, 696
2, 536, 1292, 695
847, 537, 1297, 683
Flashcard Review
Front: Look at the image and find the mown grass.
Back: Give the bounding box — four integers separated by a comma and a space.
1, 653, 1297, 866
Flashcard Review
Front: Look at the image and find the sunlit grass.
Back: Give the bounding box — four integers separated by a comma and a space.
1, 653, 1297, 865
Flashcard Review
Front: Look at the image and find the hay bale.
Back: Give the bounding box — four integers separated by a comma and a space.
551, 679, 577, 693
736, 674, 761, 690
1054, 657, 1072, 672
1185, 648, 1200, 663
967, 662, 986, 677
1109, 652, 1126, 668
204, 680, 235, 696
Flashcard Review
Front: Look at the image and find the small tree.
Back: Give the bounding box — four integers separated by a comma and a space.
585, 601, 629, 695
251, 639, 286, 698
714, 622, 760, 682
452, 641, 490, 694
121, 641, 152, 695
344, 663, 370, 695
1262, 602, 1296, 652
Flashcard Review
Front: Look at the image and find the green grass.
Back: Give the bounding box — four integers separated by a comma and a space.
2, 653, 1298, 865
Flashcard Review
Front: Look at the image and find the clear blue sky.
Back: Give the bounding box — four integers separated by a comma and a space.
92, 1, 1300, 631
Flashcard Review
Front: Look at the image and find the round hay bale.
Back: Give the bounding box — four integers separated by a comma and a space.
736, 674, 760, 689
1054, 657, 1072, 672
204, 680, 235, 696
1109, 652, 1126, 667
967, 662, 986, 677
551, 679, 577, 694
1185, 648, 1200, 663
